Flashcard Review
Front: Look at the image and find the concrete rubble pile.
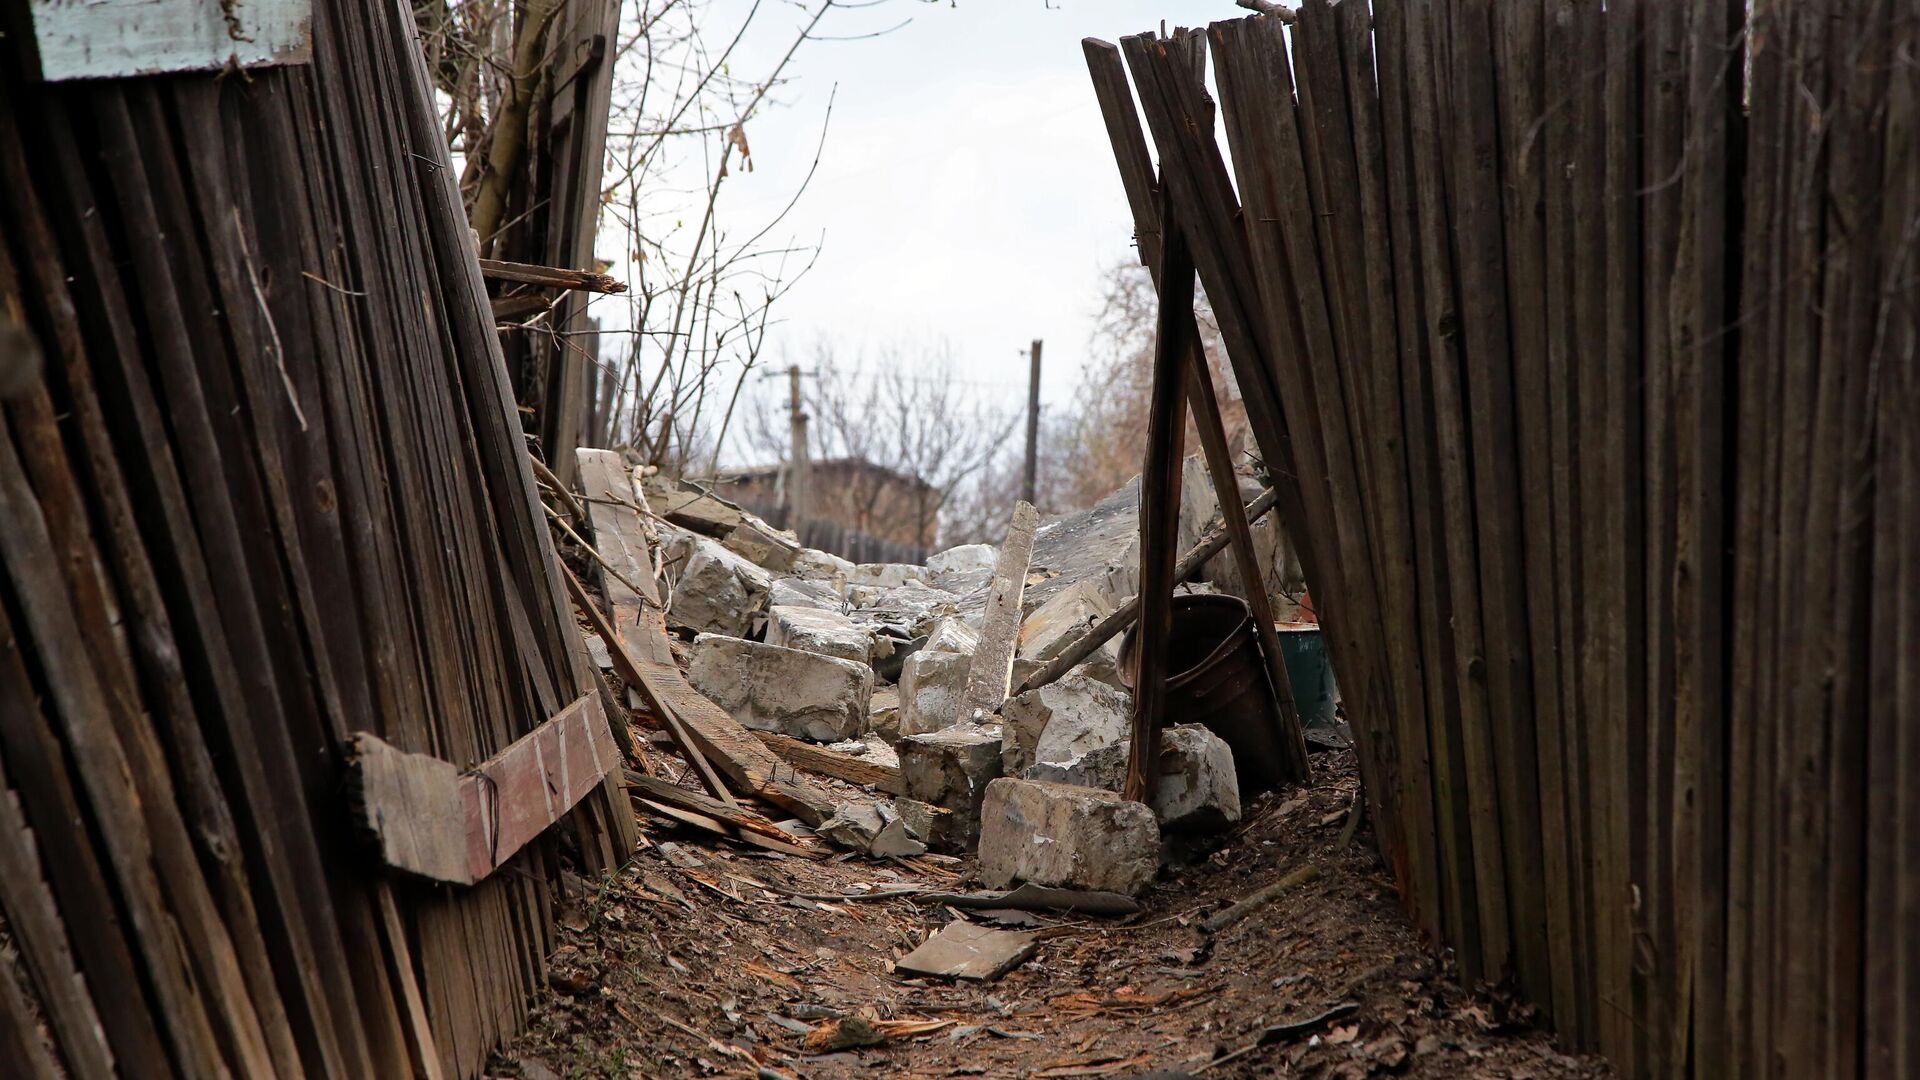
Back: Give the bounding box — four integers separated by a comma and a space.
642, 461, 1276, 889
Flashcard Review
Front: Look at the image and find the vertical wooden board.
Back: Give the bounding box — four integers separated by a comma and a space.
1443, 0, 1552, 1004
1538, 0, 1596, 1045
1635, 1, 1685, 1071
1334, 0, 1438, 929
1863, 26, 1918, 1077
1491, 0, 1579, 1030
1601, 0, 1648, 1070
1403, 0, 1511, 984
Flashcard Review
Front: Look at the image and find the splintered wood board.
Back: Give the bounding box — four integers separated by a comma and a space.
351, 694, 619, 885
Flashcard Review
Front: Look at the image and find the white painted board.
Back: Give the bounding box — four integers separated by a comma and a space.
25, 0, 311, 81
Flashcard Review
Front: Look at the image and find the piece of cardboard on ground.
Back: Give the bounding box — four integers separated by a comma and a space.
893, 920, 1036, 981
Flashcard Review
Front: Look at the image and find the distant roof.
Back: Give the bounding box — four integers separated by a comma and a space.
720, 456, 934, 492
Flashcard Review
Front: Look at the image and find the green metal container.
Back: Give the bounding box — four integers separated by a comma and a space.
1276, 626, 1339, 729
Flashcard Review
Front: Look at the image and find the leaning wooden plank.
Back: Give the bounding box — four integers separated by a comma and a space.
477, 257, 628, 293
633, 799, 820, 858
559, 557, 734, 806
0, 782, 114, 1077
957, 500, 1039, 723
1123, 186, 1191, 806
348, 694, 620, 885
623, 770, 824, 849
752, 732, 906, 795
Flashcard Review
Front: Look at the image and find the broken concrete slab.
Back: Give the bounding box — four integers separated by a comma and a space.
898, 724, 1003, 851
663, 533, 773, 638
1000, 674, 1131, 778
790, 547, 855, 587
977, 778, 1160, 896
925, 543, 997, 578
768, 576, 844, 612
894, 920, 1035, 981
1016, 577, 1126, 687
957, 501, 1038, 725
1026, 742, 1127, 792
643, 474, 746, 537
815, 800, 926, 857
847, 562, 931, 590
896, 648, 971, 737
844, 579, 959, 634
895, 797, 960, 852
766, 605, 874, 666
921, 617, 981, 656
1153, 725, 1242, 832
721, 517, 803, 573
869, 686, 901, 741
687, 634, 871, 743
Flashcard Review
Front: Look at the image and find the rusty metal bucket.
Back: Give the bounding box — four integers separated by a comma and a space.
1119, 593, 1290, 795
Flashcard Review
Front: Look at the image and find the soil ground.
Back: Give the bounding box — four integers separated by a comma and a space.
492, 749, 1606, 1079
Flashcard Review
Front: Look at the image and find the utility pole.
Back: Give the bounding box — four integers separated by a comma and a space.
787, 364, 811, 531
1022, 338, 1043, 505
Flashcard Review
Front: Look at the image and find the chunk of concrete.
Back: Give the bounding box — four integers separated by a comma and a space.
921, 617, 980, 656
977, 778, 1160, 896
686, 634, 871, 743
926, 543, 997, 578
769, 576, 843, 612
895, 797, 961, 851
722, 517, 802, 573
868, 686, 901, 741
1016, 578, 1125, 688
847, 562, 931, 589
898, 725, 1003, 850
1153, 725, 1242, 832
790, 548, 855, 588
897, 648, 971, 736
1027, 742, 1128, 792
816, 800, 927, 857
999, 674, 1131, 777
766, 605, 874, 666
664, 534, 772, 638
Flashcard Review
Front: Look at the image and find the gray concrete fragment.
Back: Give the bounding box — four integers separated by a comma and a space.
898, 724, 1003, 850
663, 533, 773, 638
766, 605, 874, 666
769, 576, 844, 611
790, 548, 855, 588
686, 634, 871, 743
895, 797, 960, 851
722, 517, 802, 573
976, 778, 1160, 896
999, 674, 1131, 777
1153, 725, 1242, 832
1026, 743, 1128, 791
1016, 578, 1124, 687
921, 617, 981, 656
847, 562, 931, 589
817, 801, 922, 856
926, 543, 996, 578
868, 687, 901, 741
896, 648, 971, 736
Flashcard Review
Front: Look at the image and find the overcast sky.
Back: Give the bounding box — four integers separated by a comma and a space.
661, 0, 1232, 464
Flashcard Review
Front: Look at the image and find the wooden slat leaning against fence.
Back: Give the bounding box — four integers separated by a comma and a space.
0, 0, 634, 1072
1087, 1, 1918, 1076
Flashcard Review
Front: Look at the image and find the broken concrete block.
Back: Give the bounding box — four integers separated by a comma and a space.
868, 686, 901, 741
898, 724, 1003, 850
926, 543, 997, 578
1016, 578, 1125, 687
1027, 743, 1128, 792
665, 534, 772, 638
686, 634, 871, 743
921, 616, 981, 656
847, 562, 931, 589
1178, 453, 1221, 557
722, 517, 802, 573
1153, 725, 1242, 832
895, 796, 960, 851
897, 648, 971, 736
977, 778, 1160, 896
766, 605, 874, 666
894, 920, 1034, 981
815, 800, 924, 856
643, 474, 745, 537
790, 547, 854, 588
999, 674, 1131, 777
769, 576, 843, 612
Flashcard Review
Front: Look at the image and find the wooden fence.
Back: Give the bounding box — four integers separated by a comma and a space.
0, 0, 633, 1074
1090, 0, 1916, 1075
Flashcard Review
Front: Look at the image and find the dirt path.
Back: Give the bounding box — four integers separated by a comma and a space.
495, 751, 1604, 1079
